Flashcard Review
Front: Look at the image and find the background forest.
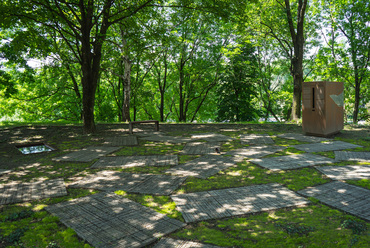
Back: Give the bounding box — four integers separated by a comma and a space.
0, 0, 369, 133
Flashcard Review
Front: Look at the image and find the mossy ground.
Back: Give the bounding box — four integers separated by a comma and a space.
0, 123, 369, 247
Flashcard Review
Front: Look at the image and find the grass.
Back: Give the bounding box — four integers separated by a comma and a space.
0, 123, 369, 247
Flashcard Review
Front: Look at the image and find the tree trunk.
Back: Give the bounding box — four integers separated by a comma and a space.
122, 55, 131, 122
353, 72, 361, 124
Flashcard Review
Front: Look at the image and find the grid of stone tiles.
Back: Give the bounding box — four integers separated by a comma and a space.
250, 153, 335, 171
277, 133, 330, 143
154, 238, 221, 248
91, 155, 178, 169
191, 133, 234, 142
141, 135, 192, 144
315, 165, 370, 180
182, 142, 220, 155
104, 136, 138, 146
292, 141, 362, 153
165, 154, 236, 179
0, 169, 11, 176
334, 151, 370, 162
171, 183, 309, 223
225, 145, 285, 162
46, 192, 186, 248
240, 134, 274, 145
53, 146, 121, 162
0, 178, 67, 205
298, 181, 370, 221
69, 171, 186, 195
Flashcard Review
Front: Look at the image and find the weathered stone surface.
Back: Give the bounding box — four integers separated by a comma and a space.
334, 151, 370, 162
225, 145, 285, 162
0, 178, 67, 205
292, 141, 362, 153
53, 146, 121, 162
46, 192, 186, 248
315, 165, 370, 180
250, 153, 334, 171
0, 169, 11, 176
182, 142, 220, 155
171, 183, 309, 223
191, 133, 234, 142
298, 181, 370, 221
141, 135, 192, 144
240, 134, 274, 145
69, 171, 186, 195
104, 136, 138, 146
165, 154, 235, 179
91, 155, 178, 169
277, 133, 330, 143
154, 238, 221, 248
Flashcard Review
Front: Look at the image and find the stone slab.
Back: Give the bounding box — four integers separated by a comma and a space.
298, 181, 370, 221
141, 135, 192, 144
240, 134, 274, 145
154, 238, 221, 248
172, 183, 309, 223
53, 146, 121, 162
69, 171, 187, 195
225, 145, 285, 162
182, 142, 220, 155
277, 133, 330, 143
91, 155, 178, 169
315, 165, 370, 180
292, 141, 362, 153
0, 169, 11, 176
0, 178, 67, 205
165, 154, 236, 179
46, 192, 186, 248
104, 136, 138, 146
191, 133, 234, 142
334, 151, 370, 162
250, 153, 335, 171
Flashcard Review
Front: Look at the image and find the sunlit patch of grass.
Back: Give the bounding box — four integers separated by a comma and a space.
264, 147, 304, 158
346, 179, 370, 190
115, 191, 184, 221
313, 151, 335, 159
114, 141, 184, 156
179, 155, 200, 164
221, 139, 245, 152
171, 204, 370, 248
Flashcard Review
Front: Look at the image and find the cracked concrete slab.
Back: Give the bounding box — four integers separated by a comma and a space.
91, 155, 178, 169
165, 154, 236, 179
53, 146, 121, 162
250, 153, 335, 171
240, 134, 274, 145
46, 192, 186, 248
0, 178, 67, 205
298, 181, 370, 221
69, 171, 186, 195
292, 141, 362, 153
315, 165, 370, 180
171, 183, 309, 223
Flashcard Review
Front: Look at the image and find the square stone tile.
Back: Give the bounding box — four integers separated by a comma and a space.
165, 154, 236, 179
240, 134, 274, 145
91, 155, 178, 168
46, 192, 186, 248
334, 151, 370, 162
225, 145, 285, 162
277, 133, 330, 143
53, 146, 121, 162
191, 133, 234, 142
292, 141, 362, 153
315, 165, 370, 180
69, 171, 186, 195
250, 153, 335, 171
0, 179, 67, 205
141, 135, 192, 144
182, 142, 220, 155
154, 238, 221, 248
104, 136, 138, 146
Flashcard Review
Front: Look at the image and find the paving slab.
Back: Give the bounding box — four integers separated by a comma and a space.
91, 155, 178, 169
315, 165, 370, 180
154, 238, 221, 248
334, 151, 370, 162
298, 181, 370, 221
0, 178, 67, 205
104, 136, 138, 146
165, 154, 236, 179
240, 134, 274, 145
225, 145, 285, 162
250, 153, 335, 171
53, 146, 121, 162
0, 169, 11, 176
292, 141, 362, 153
69, 171, 186, 195
277, 133, 330, 143
191, 133, 234, 142
46, 192, 186, 248
182, 142, 220, 155
134, 131, 165, 137
171, 183, 309, 223
141, 135, 192, 144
